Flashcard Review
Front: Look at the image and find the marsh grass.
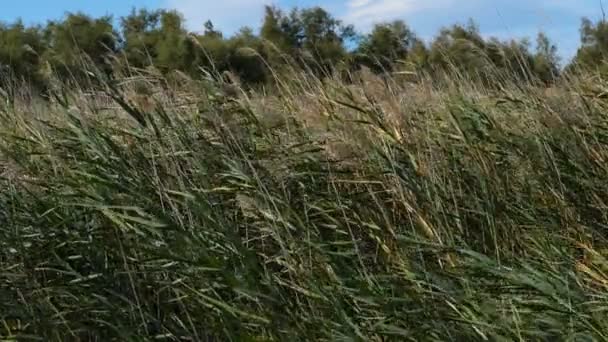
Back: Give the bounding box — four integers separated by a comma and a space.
1, 62, 608, 341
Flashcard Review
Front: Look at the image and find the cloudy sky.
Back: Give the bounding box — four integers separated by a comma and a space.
1, 0, 605, 62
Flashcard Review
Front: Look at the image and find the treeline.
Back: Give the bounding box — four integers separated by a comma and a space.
1, 5, 607, 91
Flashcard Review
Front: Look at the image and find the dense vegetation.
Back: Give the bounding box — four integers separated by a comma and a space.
3, 4, 608, 341
0, 5, 578, 92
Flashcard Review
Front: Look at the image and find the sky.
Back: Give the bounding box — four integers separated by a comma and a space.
0, 0, 606, 62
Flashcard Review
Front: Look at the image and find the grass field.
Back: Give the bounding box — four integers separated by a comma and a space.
1, 65, 608, 341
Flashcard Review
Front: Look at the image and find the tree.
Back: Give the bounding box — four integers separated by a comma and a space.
0, 21, 46, 88
43, 13, 118, 77
0, 4, 573, 92
260, 6, 353, 72
192, 20, 231, 75
154, 11, 190, 72
356, 20, 418, 72
571, 17, 608, 71
203, 20, 222, 39
227, 27, 267, 84
428, 19, 488, 77
120, 8, 164, 68
427, 19, 545, 85
299, 7, 354, 71
120, 9, 198, 75
533, 32, 560, 84
407, 38, 429, 70
485, 37, 535, 80
260, 6, 298, 54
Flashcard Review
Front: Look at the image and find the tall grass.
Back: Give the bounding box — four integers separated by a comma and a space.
1, 62, 608, 341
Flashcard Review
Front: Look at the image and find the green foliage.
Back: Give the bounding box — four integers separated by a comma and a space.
356, 20, 419, 72
153, 11, 189, 72
1, 4, 606, 93
298, 7, 354, 65
43, 13, 117, 79
426, 20, 560, 86
227, 27, 268, 84
533, 32, 560, 83
2, 5, 608, 341
573, 17, 608, 71
487, 37, 536, 82
193, 20, 231, 73
0, 21, 45, 86
429, 19, 488, 75
1, 55, 608, 340
260, 6, 354, 74
120, 8, 164, 68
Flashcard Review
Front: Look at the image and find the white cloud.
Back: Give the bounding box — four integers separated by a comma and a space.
349, 0, 374, 8
342, 0, 456, 30
165, 0, 270, 33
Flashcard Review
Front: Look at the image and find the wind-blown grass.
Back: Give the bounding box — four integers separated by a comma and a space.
1, 65, 608, 341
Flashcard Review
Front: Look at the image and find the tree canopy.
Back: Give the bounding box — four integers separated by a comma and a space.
1, 4, 604, 92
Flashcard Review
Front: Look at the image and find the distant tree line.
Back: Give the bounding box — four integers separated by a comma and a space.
0, 5, 605, 93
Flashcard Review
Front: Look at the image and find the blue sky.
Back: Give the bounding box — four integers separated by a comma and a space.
0, 0, 605, 62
